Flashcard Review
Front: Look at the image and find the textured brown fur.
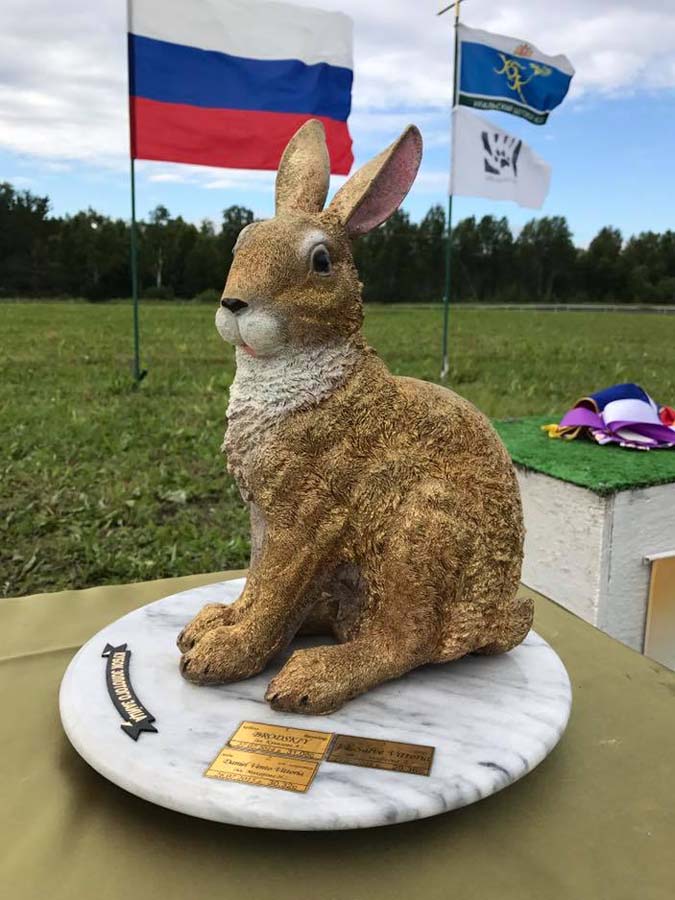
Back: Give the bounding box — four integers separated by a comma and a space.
177, 121, 532, 714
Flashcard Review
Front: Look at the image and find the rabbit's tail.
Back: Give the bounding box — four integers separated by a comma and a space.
473, 593, 534, 656
435, 544, 529, 662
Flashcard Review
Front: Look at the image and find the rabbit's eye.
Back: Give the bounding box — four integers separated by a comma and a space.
311, 244, 332, 276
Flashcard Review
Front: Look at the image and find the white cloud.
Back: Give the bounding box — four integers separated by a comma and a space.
203, 171, 275, 191
6, 174, 34, 187
1, 0, 674, 193
142, 162, 276, 192
0, 1, 127, 166
145, 172, 190, 184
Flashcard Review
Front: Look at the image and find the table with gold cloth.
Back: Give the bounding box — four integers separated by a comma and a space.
1, 571, 673, 900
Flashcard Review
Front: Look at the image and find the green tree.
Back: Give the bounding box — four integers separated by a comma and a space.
475, 215, 515, 301
354, 209, 419, 302
655, 231, 675, 303
450, 216, 515, 302
451, 216, 481, 300
516, 216, 577, 301
581, 226, 625, 301
415, 204, 445, 301
622, 231, 667, 303
220, 205, 255, 270
0, 182, 55, 295
54, 209, 128, 300
184, 219, 224, 297
141, 214, 200, 298
144, 205, 171, 290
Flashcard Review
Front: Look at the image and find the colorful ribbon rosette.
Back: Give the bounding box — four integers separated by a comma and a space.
543, 383, 675, 450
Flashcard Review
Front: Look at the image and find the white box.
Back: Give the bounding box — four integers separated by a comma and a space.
516, 466, 675, 653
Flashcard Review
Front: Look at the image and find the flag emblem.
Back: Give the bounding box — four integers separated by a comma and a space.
495, 54, 553, 106
482, 130, 522, 179
514, 42, 534, 58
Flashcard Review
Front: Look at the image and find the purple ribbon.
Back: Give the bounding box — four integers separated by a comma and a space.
559, 408, 675, 446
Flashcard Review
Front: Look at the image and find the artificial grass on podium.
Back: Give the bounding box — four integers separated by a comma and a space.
494, 416, 675, 495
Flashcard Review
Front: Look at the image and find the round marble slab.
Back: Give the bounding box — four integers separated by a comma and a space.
60, 578, 571, 830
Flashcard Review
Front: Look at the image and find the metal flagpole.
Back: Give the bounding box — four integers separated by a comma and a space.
129, 158, 145, 384
438, 0, 464, 381
126, 0, 147, 385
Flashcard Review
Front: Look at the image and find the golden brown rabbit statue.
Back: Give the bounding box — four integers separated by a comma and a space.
177, 119, 533, 714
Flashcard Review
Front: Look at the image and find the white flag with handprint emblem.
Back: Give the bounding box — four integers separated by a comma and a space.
451, 107, 551, 209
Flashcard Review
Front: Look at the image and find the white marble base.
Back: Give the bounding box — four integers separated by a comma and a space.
60, 579, 571, 830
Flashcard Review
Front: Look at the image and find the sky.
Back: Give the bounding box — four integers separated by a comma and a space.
1, 0, 675, 246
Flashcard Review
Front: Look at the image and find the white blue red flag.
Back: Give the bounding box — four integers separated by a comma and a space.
457, 24, 574, 125
127, 0, 354, 173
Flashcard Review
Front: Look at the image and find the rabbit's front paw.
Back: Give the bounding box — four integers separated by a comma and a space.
265, 647, 348, 715
177, 603, 237, 652
179, 625, 262, 684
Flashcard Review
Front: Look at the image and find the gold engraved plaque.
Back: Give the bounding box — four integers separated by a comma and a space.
228, 721, 333, 761
205, 746, 318, 793
327, 734, 435, 776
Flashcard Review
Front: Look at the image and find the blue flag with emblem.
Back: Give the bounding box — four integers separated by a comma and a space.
457, 24, 574, 125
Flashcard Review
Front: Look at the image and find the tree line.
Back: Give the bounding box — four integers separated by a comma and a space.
1, 181, 674, 304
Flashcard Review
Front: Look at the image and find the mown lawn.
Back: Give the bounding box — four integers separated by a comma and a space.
2, 300, 674, 597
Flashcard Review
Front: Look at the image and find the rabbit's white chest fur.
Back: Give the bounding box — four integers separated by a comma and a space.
223, 342, 361, 489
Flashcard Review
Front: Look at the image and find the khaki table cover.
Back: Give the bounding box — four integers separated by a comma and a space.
1, 571, 673, 900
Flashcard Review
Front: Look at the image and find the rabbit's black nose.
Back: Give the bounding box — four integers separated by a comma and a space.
221, 297, 248, 314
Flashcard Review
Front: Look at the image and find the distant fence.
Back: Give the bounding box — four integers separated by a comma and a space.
375, 303, 675, 315
455, 303, 675, 314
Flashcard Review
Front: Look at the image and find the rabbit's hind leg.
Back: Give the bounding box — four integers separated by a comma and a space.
444, 532, 531, 659
264, 617, 436, 716
265, 514, 454, 715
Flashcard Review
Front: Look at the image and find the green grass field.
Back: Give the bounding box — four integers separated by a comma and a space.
2, 300, 674, 597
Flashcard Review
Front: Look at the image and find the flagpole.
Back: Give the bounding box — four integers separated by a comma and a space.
439, 0, 463, 381
126, 0, 146, 386
129, 158, 145, 385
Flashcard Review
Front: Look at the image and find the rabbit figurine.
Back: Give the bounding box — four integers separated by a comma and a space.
177, 120, 532, 714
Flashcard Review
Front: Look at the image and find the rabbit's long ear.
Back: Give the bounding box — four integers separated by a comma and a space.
275, 119, 330, 215
326, 126, 422, 236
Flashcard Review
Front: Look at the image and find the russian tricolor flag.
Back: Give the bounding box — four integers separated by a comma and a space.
128, 0, 354, 174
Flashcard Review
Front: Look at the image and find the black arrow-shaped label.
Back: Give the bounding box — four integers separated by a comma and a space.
101, 643, 157, 740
